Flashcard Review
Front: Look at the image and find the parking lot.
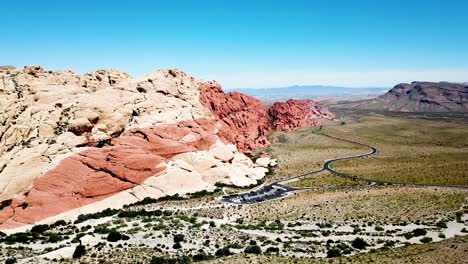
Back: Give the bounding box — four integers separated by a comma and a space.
220, 183, 296, 204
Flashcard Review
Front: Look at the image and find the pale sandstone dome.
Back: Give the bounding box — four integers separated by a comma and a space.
0, 66, 274, 230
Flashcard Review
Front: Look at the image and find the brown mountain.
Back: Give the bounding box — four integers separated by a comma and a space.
334, 82, 468, 112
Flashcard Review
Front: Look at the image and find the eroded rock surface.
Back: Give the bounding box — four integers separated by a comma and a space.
199, 83, 271, 154
268, 99, 335, 131
0, 66, 272, 229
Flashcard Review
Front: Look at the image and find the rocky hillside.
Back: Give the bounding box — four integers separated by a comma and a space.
0, 66, 333, 230
333, 82, 468, 112
269, 99, 335, 131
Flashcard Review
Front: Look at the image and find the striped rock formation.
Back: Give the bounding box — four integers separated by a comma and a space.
0, 66, 273, 230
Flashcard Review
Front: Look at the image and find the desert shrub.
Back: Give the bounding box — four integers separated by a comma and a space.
420, 237, 432, 243
106, 231, 128, 242
172, 242, 182, 249
265, 247, 280, 254
75, 208, 119, 224
47, 233, 63, 243
31, 224, 49, 234
192, 252, 212, 261
277, 134, 288, 143
96, 139, 112, 148
436, 221, 447, 228
375, 226, 384, 231
5, 258, 17, 264
150, 256, 191, 264
244, 245, 262, 254
351, 237, 369, 250
215, 247, 232, 257
327, 248, 342, 258
51, 220, 67, 228
73, 245, 86, 258
412, 228, 427, 237
3, 232, 34, 244
173, 234, 185, 243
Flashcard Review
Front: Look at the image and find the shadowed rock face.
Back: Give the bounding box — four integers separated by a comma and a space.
199, 83, 272, 154
334, 82, 468, 112
268, 99, 335, 131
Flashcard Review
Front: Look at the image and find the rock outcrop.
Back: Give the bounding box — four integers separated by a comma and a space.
199, 84, 271, 154
268, 99, 335, 131
333, 82, 468, 112
0, 66, 273, 230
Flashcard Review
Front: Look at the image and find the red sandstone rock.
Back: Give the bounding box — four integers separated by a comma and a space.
268, 99, 335, 131
199, 83, 271, 154
0, 119, 220, 228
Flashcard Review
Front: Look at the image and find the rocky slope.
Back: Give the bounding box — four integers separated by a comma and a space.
269, 99, 335, 131
0, 66, 278, 230
0, 66, 333, 230
333, 82, 468, 112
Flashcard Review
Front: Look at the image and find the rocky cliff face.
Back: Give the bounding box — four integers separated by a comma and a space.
333, 82, 468, 112
268, 99, 335, 131
199, 84, 271, 154
0, 66, 273, 230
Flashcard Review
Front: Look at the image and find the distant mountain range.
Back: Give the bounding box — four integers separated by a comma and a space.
228, 85, 387, 97
226, 85, 387, 105
333, 81, 468, 112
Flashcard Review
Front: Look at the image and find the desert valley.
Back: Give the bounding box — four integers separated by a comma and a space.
0, 66, 466, 264
1, 1, 468, 263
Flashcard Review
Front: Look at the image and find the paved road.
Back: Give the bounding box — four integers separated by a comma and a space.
220, 129, 468, 205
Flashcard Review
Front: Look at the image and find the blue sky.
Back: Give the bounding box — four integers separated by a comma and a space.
2, 0, 467, 88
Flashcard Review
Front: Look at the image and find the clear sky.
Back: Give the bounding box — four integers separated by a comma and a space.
2, 0, 467, 88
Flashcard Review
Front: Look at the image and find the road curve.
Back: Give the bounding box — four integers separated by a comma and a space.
220, 128, 468, 205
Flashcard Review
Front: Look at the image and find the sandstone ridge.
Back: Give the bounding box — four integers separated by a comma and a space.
269, 99, 335, 131
0, 66, 271, 230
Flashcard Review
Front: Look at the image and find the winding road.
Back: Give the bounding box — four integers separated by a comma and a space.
220, 128, 468, 205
